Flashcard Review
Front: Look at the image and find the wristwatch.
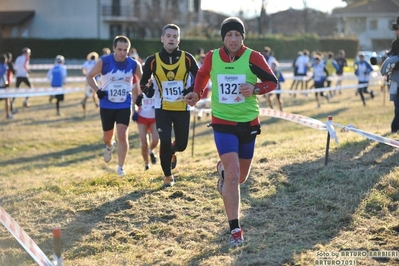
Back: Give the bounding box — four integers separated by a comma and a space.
253, 86, 261, 95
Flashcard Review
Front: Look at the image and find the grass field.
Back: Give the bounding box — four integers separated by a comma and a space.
0, 74, 398, 266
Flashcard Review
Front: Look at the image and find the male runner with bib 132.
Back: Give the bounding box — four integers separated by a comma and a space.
185, 17, 278, 246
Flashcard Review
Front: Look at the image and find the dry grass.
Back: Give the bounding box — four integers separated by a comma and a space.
0, 76, 398, 266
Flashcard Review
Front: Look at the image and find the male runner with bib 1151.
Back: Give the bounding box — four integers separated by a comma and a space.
140, 24, 198, 189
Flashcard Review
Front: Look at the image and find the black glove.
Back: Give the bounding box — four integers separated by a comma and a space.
136, 94, 143, 106
96, 89, 106, 99
132, 112, 138, 122
182, 86, 193, 96
143, 83, 155, 98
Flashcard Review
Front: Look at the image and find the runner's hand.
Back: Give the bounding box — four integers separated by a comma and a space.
96, 89, 106, 99
143, 83, 155, 98
182, 86, 193, 96
136, 94, 143, 106
132, 112, 138, 122
184, 92, 199, 107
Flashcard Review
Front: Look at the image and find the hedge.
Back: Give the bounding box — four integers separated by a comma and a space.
0, 36, 359, 61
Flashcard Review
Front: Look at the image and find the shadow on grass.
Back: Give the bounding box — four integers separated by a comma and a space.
180, 136, 399, 265
0, 142, 105, 171
2, 110, 397, 265
232, 137, 398, 265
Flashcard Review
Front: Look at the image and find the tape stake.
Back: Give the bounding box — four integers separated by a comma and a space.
325, 118, 339, 144
53, 227, 63, 266
0, 206, 53, 266
324, 116, 332, 166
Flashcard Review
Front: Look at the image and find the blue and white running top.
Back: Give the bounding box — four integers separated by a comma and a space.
99, 54, 138, 109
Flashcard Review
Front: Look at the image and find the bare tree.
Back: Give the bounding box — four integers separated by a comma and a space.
256, 0, 268, 35
303, 0, 310, 33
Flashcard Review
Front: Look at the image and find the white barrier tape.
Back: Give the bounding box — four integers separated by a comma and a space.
9, 77, 86, 83
190, 106, 337, 141
0, 87, 85, 98
30, 64, 83, 70
325, 120, 339, 143
268, 81, 383, 94
259, 108, 328, 130
192, 104, 398, 148
331, 122, 399, 148
0, 207, 53, 266
283, 72, 383, 81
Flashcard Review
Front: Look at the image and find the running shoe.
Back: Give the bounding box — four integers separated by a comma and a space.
117, 166, 125, 176
230, 228, 244, 247
150, 152, 157, 164
170, 142, 176, 169
171, 154, 177, 169
144, 164, 150, 171
104, 140, 116, 163
162, 175, 174, 189
216, 161, 224, 196
81, 100, 86, 110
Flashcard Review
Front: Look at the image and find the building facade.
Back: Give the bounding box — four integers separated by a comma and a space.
332, 0, 399, 50
0, 0, 201, 39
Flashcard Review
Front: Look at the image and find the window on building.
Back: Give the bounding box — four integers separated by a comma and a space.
153, 0, 161, 10
188, 0, 194, 12
112, 0, 121, 16
369, 20, 377, 30
134, 0, 141, 17
194, 0, 200, 12
110, 24, 122, 37
127, 26, 136, 39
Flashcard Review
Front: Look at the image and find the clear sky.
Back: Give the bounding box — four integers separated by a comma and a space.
201, 0, 347, 17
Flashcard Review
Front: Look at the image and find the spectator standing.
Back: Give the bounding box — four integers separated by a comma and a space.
184, 17, 278, 246
4, 52, 15, 119
81, 51, 99, 114
334, 49, 348, 94
354, 52, 374, 105
0, 53, 12, 119
324, 51, 339, 93
311, 56, 329, 108
47, 55, 67, 116
385, 16, 399, 133
290, 49, 310, 95
194, 47, 205, 61
11, 47, 32, 111
140, 23, 198, 189
5, 52, 15, 88
129, 47, 143, 64
197, 54, 212, 105
262, 46, 276, 66
267, 61, 284, 111
102, 47, 111, 56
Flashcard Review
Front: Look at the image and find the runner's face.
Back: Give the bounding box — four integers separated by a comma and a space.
161, 29, 180, 53
223, 30, 243, 54
113, 41, 130, 62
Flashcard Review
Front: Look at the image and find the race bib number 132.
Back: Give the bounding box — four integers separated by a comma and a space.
217, 74, 246, 104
